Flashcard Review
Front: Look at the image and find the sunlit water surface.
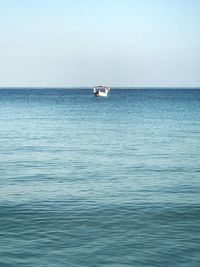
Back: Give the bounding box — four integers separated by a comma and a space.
0, 89, 200, 266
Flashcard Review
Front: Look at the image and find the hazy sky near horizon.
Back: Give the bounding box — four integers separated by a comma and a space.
0, 0, 199, 87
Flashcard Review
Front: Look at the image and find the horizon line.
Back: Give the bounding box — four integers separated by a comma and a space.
0, 86, 200, 89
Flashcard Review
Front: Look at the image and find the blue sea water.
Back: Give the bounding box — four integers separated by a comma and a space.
0, 88, 200, 267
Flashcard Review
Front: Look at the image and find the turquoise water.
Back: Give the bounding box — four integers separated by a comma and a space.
0, 88, 200, 266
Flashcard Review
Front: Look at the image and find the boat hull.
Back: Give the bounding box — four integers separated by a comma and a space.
93, 85, 110, 97
94, 91, 108, 97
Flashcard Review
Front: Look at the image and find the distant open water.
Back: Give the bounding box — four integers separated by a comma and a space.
0, 88, 200, 267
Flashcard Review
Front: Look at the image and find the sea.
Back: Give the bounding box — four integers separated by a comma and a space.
0, 88, 200, 267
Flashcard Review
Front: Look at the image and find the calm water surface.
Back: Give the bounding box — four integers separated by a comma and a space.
0, 89, 200, 266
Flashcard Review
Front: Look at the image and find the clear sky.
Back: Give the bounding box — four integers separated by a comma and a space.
0, 0, 199, 87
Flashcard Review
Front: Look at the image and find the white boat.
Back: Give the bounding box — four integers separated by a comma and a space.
93, 85, 110, 97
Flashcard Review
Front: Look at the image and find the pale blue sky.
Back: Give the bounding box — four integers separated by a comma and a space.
0, 0, 199, 87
